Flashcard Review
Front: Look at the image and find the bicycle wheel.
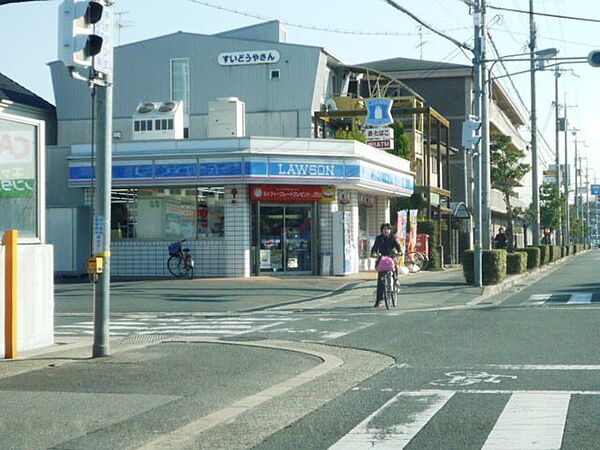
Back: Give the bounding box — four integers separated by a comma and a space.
392, 277, 400, 307
185, 257, 194, 279
167, 255, 185, 277
383, 272, 393, 310
404, 252, 428, 273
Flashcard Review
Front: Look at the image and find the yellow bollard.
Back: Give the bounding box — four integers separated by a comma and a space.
4, 230, 17, 359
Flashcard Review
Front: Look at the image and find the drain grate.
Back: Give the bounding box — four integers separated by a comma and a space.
119, 333, 169, 344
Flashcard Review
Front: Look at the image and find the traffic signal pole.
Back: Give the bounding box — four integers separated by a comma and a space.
92, 74, 112, 358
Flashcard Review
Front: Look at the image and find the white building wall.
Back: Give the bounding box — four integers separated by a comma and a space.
224, 185, 251, 277
376, 196, 391, 226
0, 245, 54, 357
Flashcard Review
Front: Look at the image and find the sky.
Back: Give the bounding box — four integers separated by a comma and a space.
1, 0, 599, 195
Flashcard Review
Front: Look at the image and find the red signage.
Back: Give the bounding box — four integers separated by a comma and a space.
250, 184, 336, 202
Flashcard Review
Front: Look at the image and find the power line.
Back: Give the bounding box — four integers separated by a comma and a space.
487, 4, 600, 23
381, 0, 472, 51
188, 0, 469, 37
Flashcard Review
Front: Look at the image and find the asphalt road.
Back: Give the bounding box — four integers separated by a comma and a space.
249, 250, 600, 449
9, 251, 600, 449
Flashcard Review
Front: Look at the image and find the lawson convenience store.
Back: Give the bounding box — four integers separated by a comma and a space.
67, 136, 414, 278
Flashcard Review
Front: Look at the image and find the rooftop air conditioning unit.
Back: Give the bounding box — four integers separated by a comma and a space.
208, 97, 245, 138
132, 100, 184, 141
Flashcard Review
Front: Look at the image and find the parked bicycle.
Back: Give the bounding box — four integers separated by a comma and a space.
376, 254, 400, 310
167, 240, 194, 279
404, 251, 429, 273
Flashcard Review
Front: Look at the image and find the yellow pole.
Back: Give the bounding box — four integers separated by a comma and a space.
4, 230, 17, 359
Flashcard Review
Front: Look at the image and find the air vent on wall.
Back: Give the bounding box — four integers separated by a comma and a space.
159, 101, 177, 113
137, 102, 156, 114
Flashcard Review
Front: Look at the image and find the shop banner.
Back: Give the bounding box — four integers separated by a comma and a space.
408, 209, 418, 253
396, 210, 407, 249
250, 184, 336, 202
0, 125, 35, 198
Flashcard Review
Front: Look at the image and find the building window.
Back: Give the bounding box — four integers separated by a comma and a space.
162, 119, 168, 130
0, 117, 39, 239
270, 69, 280, 79
134, 120, 140, 132
155, 119, 161, 130
167, 119, 174, 130
140, 120, 146, 132
111, 186, 225, 240
147, 120, 153, 131
171, 58, 190, 116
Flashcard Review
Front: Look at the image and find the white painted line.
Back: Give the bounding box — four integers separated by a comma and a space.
528, 294, 551, 305
234, 321, 286, 335
329, 390, 454, 449
567, 293, 593, 304
482, 392, 570, 450
484, 364, 600, 371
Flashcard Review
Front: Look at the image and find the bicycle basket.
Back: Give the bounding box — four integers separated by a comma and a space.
168, 242, 181, 256
376, 256, 396, 272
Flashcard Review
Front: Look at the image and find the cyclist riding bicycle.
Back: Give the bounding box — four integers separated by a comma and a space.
371, 223, 402, 308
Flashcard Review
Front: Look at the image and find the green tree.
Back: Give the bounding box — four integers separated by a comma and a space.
490, 132, 530, 251
539, 182, 563, 243
334, 122, 366, 143
393, 120, 410, 159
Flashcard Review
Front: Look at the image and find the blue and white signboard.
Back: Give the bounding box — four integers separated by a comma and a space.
591, 184, 600, 196
365, 98, 393, 127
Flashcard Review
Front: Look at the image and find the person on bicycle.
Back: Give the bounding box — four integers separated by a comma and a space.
371, 223, 402, 307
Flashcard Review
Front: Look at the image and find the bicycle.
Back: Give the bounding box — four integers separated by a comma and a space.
167, 240, 194, 279
376, 254, 401, 310
404, 251, 428, 273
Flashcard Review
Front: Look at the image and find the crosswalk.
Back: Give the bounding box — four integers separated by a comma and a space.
330, 389, 599, 449
526, 292, 600, 306
55, 315, 298, 337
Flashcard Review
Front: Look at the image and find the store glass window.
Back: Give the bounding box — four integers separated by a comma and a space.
0, 117, 38, 238
111, 186, 224, 240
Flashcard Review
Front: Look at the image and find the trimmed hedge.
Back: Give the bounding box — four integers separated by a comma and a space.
537, 245, 550, 265
516, 247, 541, 269
548, 245, 560, 262
507, 251, 528, 275
463, 249, 507, 285
418, 220, 441, 271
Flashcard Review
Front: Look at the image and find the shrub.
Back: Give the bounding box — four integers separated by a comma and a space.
418, 220, 441, 271
537, 245, 550, 265
507, 251, 528, 274
561, 246, 566, 258
548, 245, 560, 262
572, 244, 577, 254
516, 247, 540, 270
462, 249, 507, 285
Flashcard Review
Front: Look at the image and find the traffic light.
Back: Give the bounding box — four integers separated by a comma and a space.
587, 50, 600, 68
462, 115, 482, 150
58, 0, 105, 69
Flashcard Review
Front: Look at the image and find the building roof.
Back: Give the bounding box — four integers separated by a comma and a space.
359, 57, 471, 73
0, 72, 55, 113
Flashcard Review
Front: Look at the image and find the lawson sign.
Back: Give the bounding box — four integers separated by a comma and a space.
269, 162, 344, 178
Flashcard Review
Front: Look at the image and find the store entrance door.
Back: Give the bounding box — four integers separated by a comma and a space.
258, 204, 313, 273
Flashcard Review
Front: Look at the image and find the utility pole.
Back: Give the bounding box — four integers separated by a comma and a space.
472, 0, 483, 286
553, 67, 562, 244
529, 0, 541, 245
563, 94, 570, 245
574, 139, 579, 243
585, 159, 590, 245
481, 1, 491, 250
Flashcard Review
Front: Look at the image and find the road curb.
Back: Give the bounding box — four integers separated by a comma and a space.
466, 252, 588, 307
137, 337, 395, 450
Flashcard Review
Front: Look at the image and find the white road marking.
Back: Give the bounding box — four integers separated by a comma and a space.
528, 294, 552, 305
567, 293, 593, 304
329, 390, 454, 449
483, 364, 600, 371
482, 392, 570, 450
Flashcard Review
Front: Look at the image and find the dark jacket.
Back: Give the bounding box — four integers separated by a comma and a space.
370, 234, 401, 257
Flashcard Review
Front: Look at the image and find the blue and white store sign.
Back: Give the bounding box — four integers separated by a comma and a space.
218, 50, 280, 66
365, 98, 394, 127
